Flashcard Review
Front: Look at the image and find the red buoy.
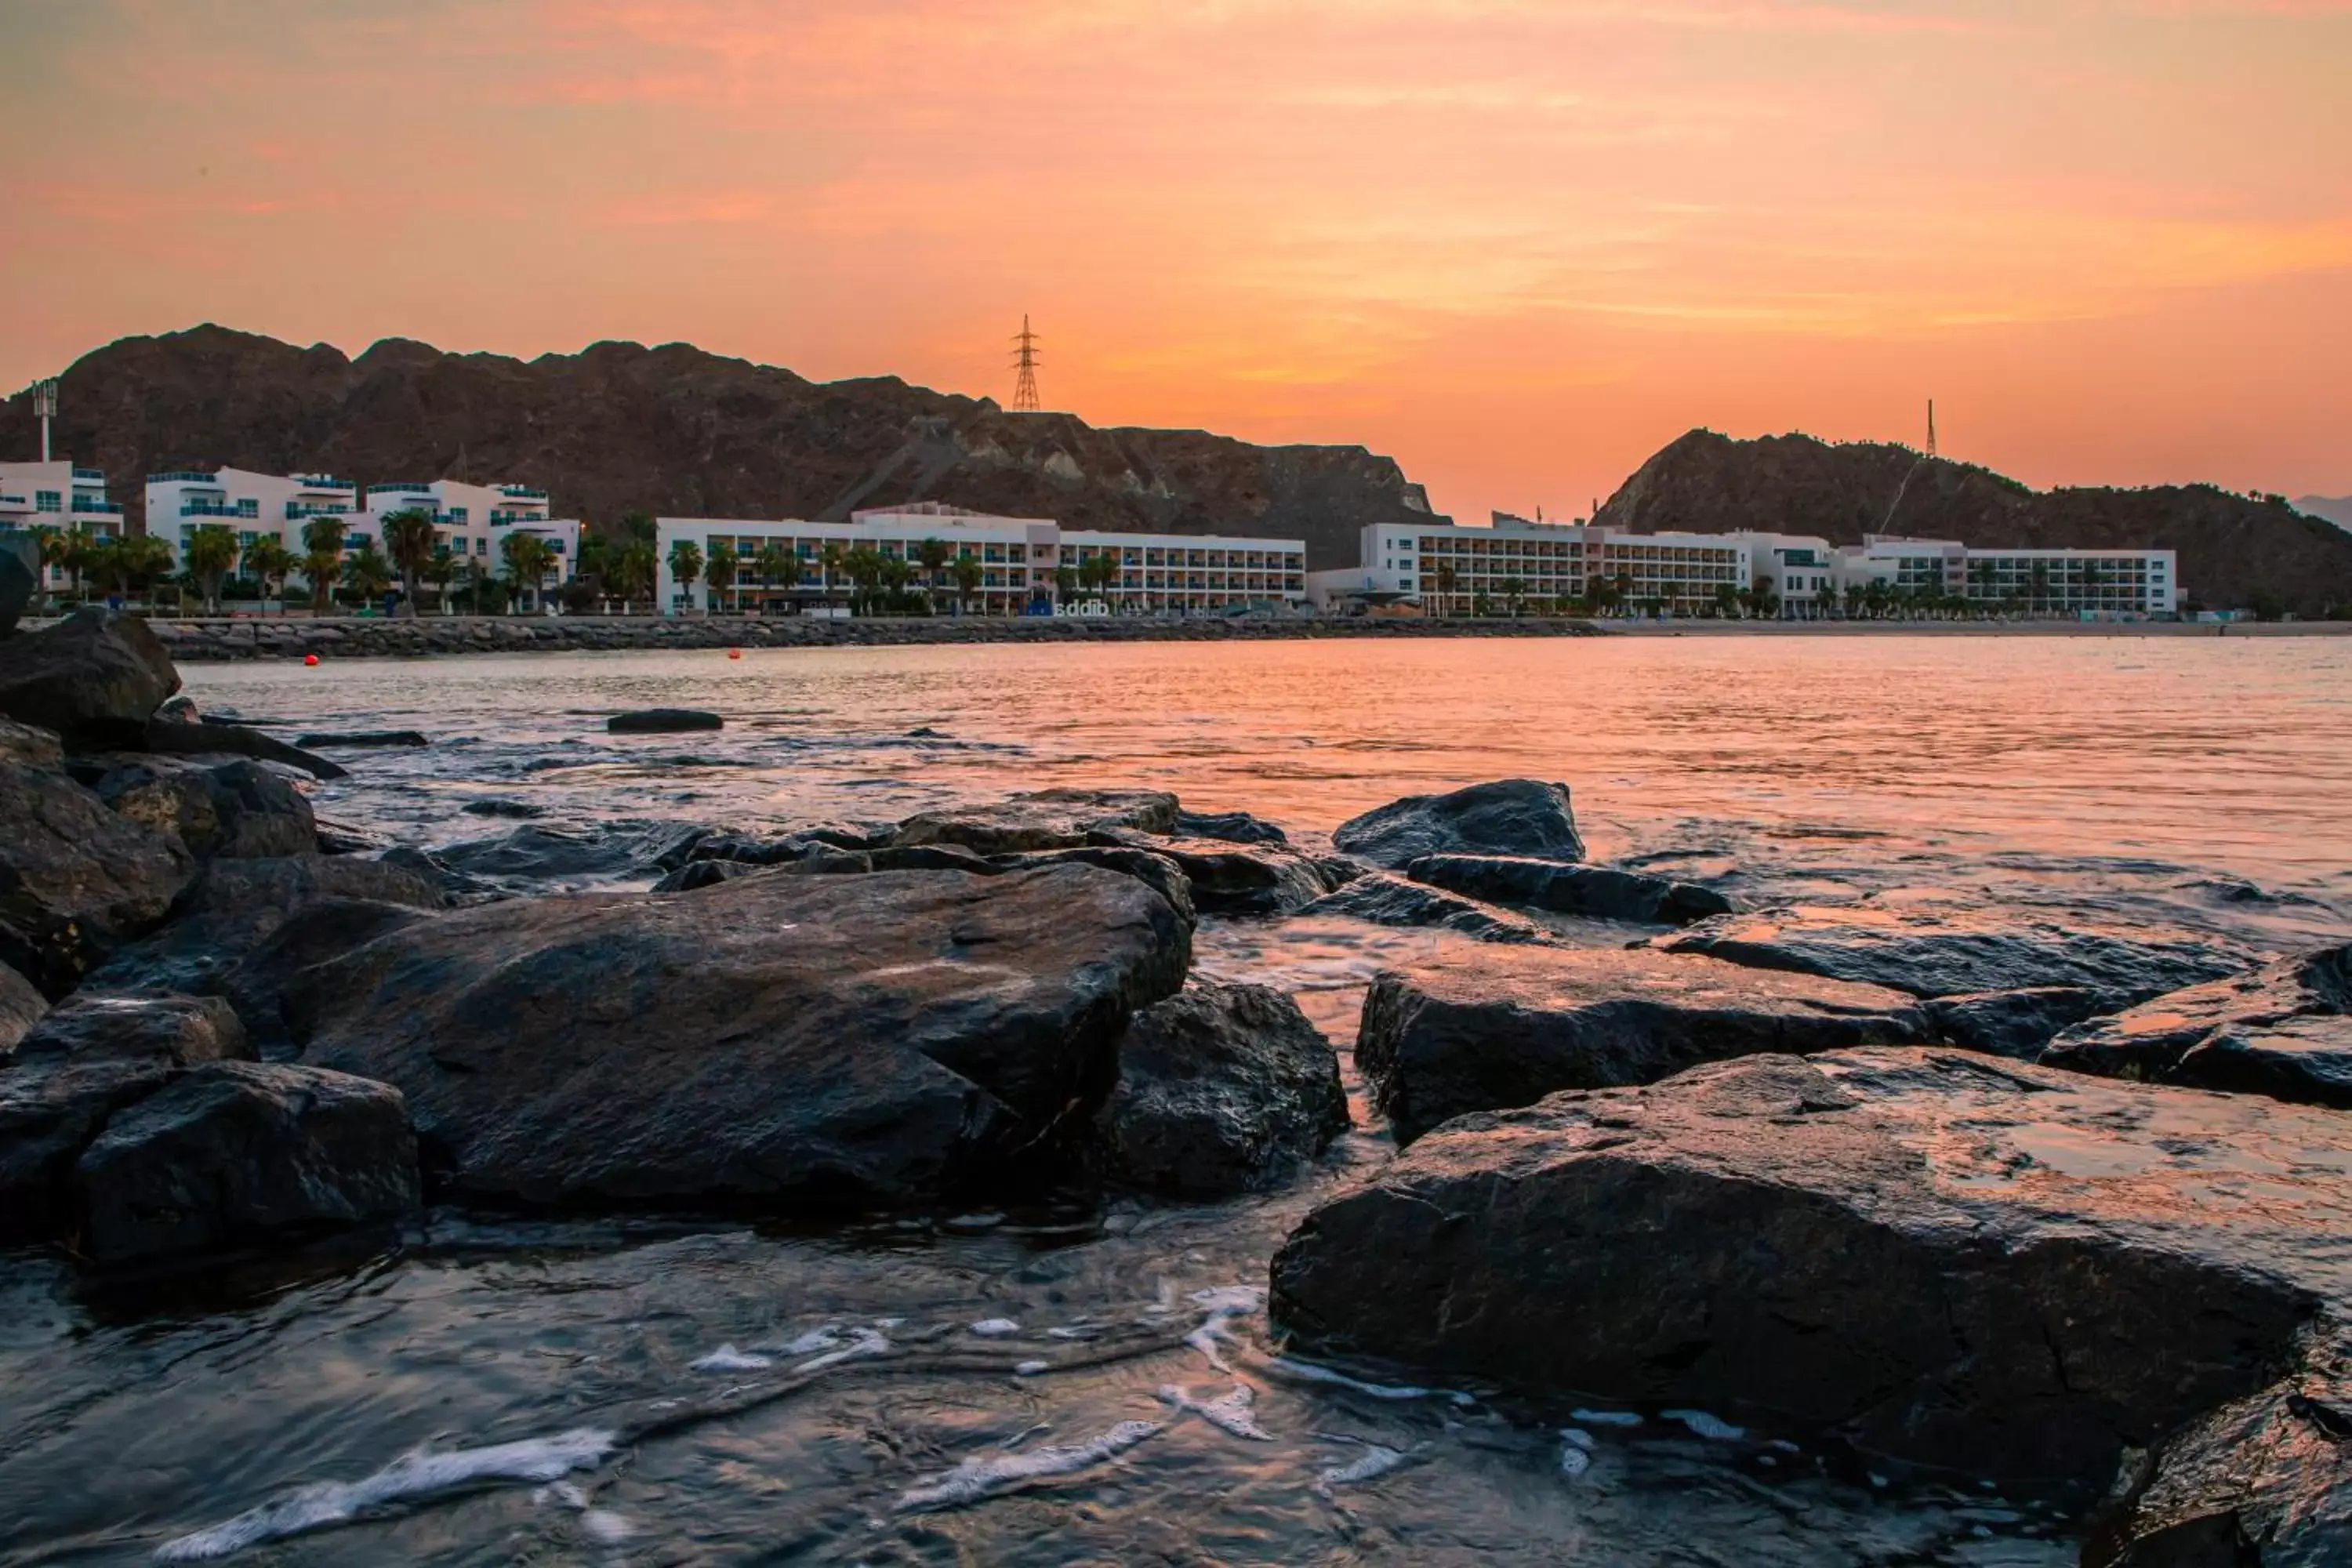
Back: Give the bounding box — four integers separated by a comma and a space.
304, 653, 320, 666
728, 648, 742, 660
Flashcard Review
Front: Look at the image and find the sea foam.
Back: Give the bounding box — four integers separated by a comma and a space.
895, 1420, 1164, 1512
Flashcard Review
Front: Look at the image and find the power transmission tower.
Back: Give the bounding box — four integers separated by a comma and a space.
1011, 315, 1042, 412
32, 379, 57, 463
1926, 399, 1938, 459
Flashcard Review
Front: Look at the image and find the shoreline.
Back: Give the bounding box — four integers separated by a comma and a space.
33, 612, 2347, 662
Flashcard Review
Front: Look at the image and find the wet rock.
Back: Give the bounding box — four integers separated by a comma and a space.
608, 708, 723, 734
0, 717, 63, 768
81, 858, 445, 1050
459, 797, 545, 818
312, 817, 393, 856
2042, 944, 2352, 1109
1356, 936, 1929, 1144
1298, 871, 1554, 945
989, 847, 1196, 928
376, 844, 503, 905
0, 534, 33, 636
1092, 832, 1331, 916
93, 756, 318, 860
296, 730, 428, 749
0, 758, 198, 998
1271, 1048, 2352, 1487
1406, 854, 1733, 926
14, 993, 251, 1070
778, 845, 874, 875
0, 961, 45, 1055
285, 866, 1192, 1207
892, 789, 1181, 855
1333, 779, 1585, 869
153, 695, 201, 724
0, 608, 180, 749
651, 859, 757, 894
1092, 979, 1348, 1200
1174, 809, 1290, 847
2102, 1357, 2352, 1566
142, 716, 346, 781
72, 1061, 419, 1264
868, 844, 997, 874
430, 823, 643, 888
1924, 986, 2114, 1060
1657, 905, 2250, 1007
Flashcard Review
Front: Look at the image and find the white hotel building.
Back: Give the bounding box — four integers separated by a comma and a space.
655, 503, 1308, 615
1307, 515, 2179, 618
1, 460, 125, 591
143, 470, 580, 598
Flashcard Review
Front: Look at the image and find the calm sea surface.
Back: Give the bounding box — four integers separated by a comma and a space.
4, 634, 2347, 1566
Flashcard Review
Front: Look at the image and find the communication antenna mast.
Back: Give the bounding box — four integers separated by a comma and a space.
32, 379, 58, 463
1926, 399, 1938, 459
1010, 316, 1042, 413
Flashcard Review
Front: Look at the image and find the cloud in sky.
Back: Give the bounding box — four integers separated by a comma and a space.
0, 0, 2345, 520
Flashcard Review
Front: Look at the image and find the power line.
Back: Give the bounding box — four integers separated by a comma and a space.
1011, 315, 1041, 413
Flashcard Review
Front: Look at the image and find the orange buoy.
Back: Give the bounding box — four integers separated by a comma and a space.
728, 648, 742, 660
304, 653, 320, 666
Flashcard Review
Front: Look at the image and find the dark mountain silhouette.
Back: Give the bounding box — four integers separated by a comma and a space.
2, 325, 1443, 569
1594, 429, 2352, 614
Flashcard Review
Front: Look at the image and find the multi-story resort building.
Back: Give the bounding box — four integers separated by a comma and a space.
1, 460, 125, 592
361, 479, 582, 592
147, 469, 361, 571
654, 503, 1308, 615
1308, 515, 2180, 619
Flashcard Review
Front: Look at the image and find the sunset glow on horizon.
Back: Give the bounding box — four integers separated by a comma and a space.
2, 0, 2347, 521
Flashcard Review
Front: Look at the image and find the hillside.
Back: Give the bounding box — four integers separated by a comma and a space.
2, 325, 1442, 570
1595, 430, 2352, 615
2296, 495, 2352, 532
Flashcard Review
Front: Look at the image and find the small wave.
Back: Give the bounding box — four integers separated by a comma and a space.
1315, 1439, 1409, 1497
689, 1344, 773, 1373
895, 1419, 1164, 1512
1662, 1409, 1744, 1441
1158, 1382, 1274, 1441
1268, 1356, 1472, 1406
154, 1428, 615, 1561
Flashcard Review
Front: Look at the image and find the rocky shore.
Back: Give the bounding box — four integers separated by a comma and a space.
5, 606, 2350, 1562
115, 612, 1604, 662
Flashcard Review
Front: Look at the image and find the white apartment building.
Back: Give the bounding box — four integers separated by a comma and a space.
146, 469, 361, 577
655, 503, 1308, 615
361, 479, 581, 594
1, 460, 125, 592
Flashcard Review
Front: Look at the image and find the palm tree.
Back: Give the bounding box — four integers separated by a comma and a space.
499, 531, 556, 612
341, 539, 394, 609
750, 543, 790, 614
183, 524, 239, 614
950, 556, 983, 615
380, 508, 438, 618
1078, 550, 1120, 605
1432, 563, 1458, 617
613, 539, 658, 614
843, 545, 885, 615
818, 543, 848, 604
422, 553, 461, 615
300, 515, 347, 615
666, 538, 704, 614
1054, 564, 1079, 608
1499, 575, 1528, 618
245, 536, 295, 615
2029, 561, 2053, 618
916, 537, 951, 601
703, 543, 739, 615
34, 525, 82, 607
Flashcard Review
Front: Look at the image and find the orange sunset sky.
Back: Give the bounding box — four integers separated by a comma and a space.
2, 0, 2347, 524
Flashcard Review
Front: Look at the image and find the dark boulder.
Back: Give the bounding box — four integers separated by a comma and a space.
1091, 832, 1330, 916
777, 845, 874, 875
1272, 1048, 2352, 1488
1332, 779, 1584, 869
72, 1061, 419, 1264
989, 846, 1196, 928
80, 857, 444, 1051
0, 961, 45, 1055
1092, 979, 1348, 1200
651, 858, 756, 894
2042, 944, 2352, 1109
376, 844, 503, 905
0, 608, 180, 749
459, 797, 545, 818
2102, 1358, 2352, 1566
0, 533, 34, 637
1173, 808, 1289, 846
1298, 871, 1554, 945
143, 716, 346, 781
296, 730, 428, 749
892, 789, 1181, 855
1924, 986, 2114, 1060
285, 866, 1191, 1207
0, 758, 197, 998
867, 843, 997, 874
0, 717, 62, 768
1658, 905, 2250, 1007
13, 993, 250, 1070
608, 709, 723, 734
313, 817, 393, 856
430, 823, 644, 889
1406, 853, 1732, 926
93, 756, 318, 860
1356, 936, 1928, 1144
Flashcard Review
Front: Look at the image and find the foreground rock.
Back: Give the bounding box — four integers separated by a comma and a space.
93, 756, 318, 860
0, 535, 33, 636
73, 1061, 419, 1263
1356, 937, 1928, 1143
143, 716, 347, 780
1922, 987, 2113, 1060
1092, 833, 1331, 916
0, 608, 180, 749
81, 857, 445, 1050
1173, 808, 1288, 846
2041, 943, 2352, 1109
0, 963, 46, 1054
1406, 854, 1733, 926
1333, 779, 1585, 868
1091, 979, 1348, 1199
1298, 871, 1555, 945
429, 821, 699, 891
296, 729, 429, 749
892, 789, 1181, 855
0, 717, 63, 768
0, 756, 197, 997
286, 866, 1190, 1207
608, 708, 723, 734
1272, 1049, 2352, 1488
1660, 906, 2251, 1009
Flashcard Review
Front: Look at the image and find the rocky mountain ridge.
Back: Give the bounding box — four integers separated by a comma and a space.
3, 325, 1440, 571
1595, 429, 2352, 614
